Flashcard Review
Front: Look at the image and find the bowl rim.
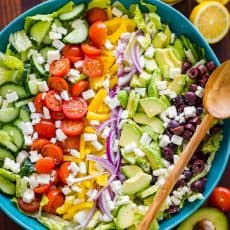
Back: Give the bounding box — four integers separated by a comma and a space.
0, 1, 229, 230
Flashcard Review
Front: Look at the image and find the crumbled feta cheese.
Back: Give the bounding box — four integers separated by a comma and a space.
22, 189, 35, 203
20, 122, 34, 135
35, 53, 45, 64
140, 133, 152, 145
52, 39, 65, 50
159, 89, 171, 96
153, 168, 168, 177
188, 193, 204, 202
68, 162, 80, 176
16, 150, 28, 164
156, 176, 166, 186
79, 162, 87, 174
104, 39, 114, 50
90, 120, 100, 126
173, 155, 180, 164
101, 127, 111, 139
24, 135, 33, 146
103, 78, 110, 91
47, 50, 61, 64
28, 102, 36, 113
29, 151, 42, 163
87, 189, 98, 201
37, 81, 49, 92
116, 195, 130, 205
83, 133, 97, 142
56, 129, 67, 142
104, 96, 120, 109
111, 180, 122, 193
3, 158, 20, 173
135, 88, 146, 97
121, 110, 129, 119
67, 174, 76, 186
31, 113, 42, 119
29, 174, 39, 189
184, 106, 197, 118
82, 89, 95, 100
168, 165, 174, 172
92, 141, 103, 151
171, 134, 183, 146
169, 68, 181, 79
170, 196, 181, 206
162, 159, 170, 168
6, 92, 18, 103
70, 149, 80, 158
99, 214, 112, 223
195, 86, 204, 98
177, 112, 186, 124
60, 90, 70, 101
73, 210, 89, 224
124, 142, 137, 153
37, 174, 51, 185
166, 196, 172, 206
144, 46, 155, 58
72, 185, 82, 193
56, 27, 67, 35
68, 68, 80, 78
159, 135, 170, 148
55, 120, 61, 128
160, 111, 171, 124
169, 91, 177, 99
156, 81, 167, 91
32, 118, 41, 125
166, 106, 177, 119
43, 106, 51, 119
107, 200, 115, 211
112, 7, 123, 17
49, 31, 62, 40
74, 61, 83, 69
134, 148, 145, 157
62, 186, 72, 195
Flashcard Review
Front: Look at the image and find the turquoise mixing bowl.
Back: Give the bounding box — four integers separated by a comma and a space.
0, 0, 229, 229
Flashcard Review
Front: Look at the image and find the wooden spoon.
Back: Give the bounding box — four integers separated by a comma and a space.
138, 60, 230, 230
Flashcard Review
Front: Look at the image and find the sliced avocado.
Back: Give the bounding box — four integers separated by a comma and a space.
144, 58, 157, 73
121, 151, 136, 165
95, 222, 116, 230
144, 195, 155, 206
168, 74, 187, 94
119, 123, 141, 147
116, 203, 137, 229
126, 90, 140, 118
149, 13, 162, 30
180, 35, 198, 62
160, 64, 170, 79
130, 73, 151, 88
121, 165, 143, 178
158, 95, 171, 107
166, 48, 182, 68
152, 32, 167, 48
155, 49, 175, 68
173, 38, 185, 61
137, 185, 158, 199
122, 172, 152, 195
164, 25, 172, 47
136, 157, 151, 173
178, 207, 228, 230
142, 145, 163, 170
133, 113, 164, 134
140, 97, 165, 118
149, 219, 160, 230
117, 90, 128, 109
147, 76, 158, 98
142, 125, 158, 142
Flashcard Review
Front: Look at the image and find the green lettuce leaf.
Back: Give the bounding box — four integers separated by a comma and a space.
56, 1, 75, 15
0, 52, 24, 70
88, 0, 111, 9
20, 159, 34, 177
140, 0, 157, 12
202, 132, 223, 154
15, 176, 28, 198
112, 1, 131, 17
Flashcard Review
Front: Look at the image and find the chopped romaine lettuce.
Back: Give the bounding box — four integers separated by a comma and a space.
130, 4, 146, 33
112, 1, 131, 17
56, 1, 75, 15
20, 159, 35, 177
140, 0, 157, 13
202, 132, 223, 154
0, 52, 24, 70
15, 177, 28, 198
88, 0, 111, 9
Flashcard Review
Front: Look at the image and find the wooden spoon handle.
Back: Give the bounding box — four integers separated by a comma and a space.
138, 114, 215, 230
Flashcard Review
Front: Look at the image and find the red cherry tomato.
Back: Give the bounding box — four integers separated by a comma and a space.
43, 189, 65, 214
83, 58, 104, 78
35, 157, 55, 174
50, 111, 65, 120
209, 187, 230, 211
48, 77, 69, 93
18, 198, 40, 213
63, 136, 80, 152
35, 120, 55, 139
34, 93, 46, 113
49, 58, 70, 77
81, 44, 101, 57
34, 184, 51, 194
89, 21, 107, 47
59, 162, 70, 184
42, 144, 63, 165
87, 8, 108, 24
45, 90, 63, 112
61, 119, 85, 137
63, 98, 87, 119
62, 45, 83, 63
31, 139, 50, 152
71, 80, 89, 97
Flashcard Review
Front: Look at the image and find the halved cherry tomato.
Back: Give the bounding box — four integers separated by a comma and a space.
50, 111, 65, 120
89, 21, 107, 47
63, 98, 87, 119
34, 93, 46, 113
48, 77, 69, 93
49, 58, 70, 77
34, 184, 51, 194
35, 120, 55, 139
63, 136, 80, 152
62, 45, 83, 63
71, 80, 89, 97
45, 90, 63, 112
209, 187, 230, 211
31, 139, 50, 152
59, 162, 70, 184
18, 198, 40, 213
87, 8, 108, 24
61, 119, 84, 137
83, 58, 104, 78
81, 44, 101, 57
42, 144, 63, 165
43, 189, 65, 214
35, 157, 55, 174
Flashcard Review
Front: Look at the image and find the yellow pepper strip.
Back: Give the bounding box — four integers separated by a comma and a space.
109, 63, 119, 76
63, 155, 82, 164
89, 75, 105, 90
84, 147, 92, 155
87, 112, 110, 121
82, 180, 93, 189
77, 185, 86, 200
88, 161, 97, 175
101, 49, 113, 57
97, 103, 110, 114
110, 76, 118, 89
100, 56, 115, 71
88, 88, 107, 112
107, 7, 113, 20
84, 126, 95, 133
80, 134, 85, 159
63, 202, 94, 220
56, 196, 75, 215
96, 174, 108, 187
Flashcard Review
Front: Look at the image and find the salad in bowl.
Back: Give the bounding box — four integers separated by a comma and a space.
0, 0, 224, 229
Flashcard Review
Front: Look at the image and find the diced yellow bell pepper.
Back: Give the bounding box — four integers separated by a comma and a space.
77, 185, 86, 200
56, 196, 75, 215
89, 75, 105, 90
82, 180, 93, 189
110, 76, 118, 89
96, 174, 108, 187
87, 112, 110, 121
109, 63, 119, 76
97, 103, 110, 114
85, 147, 92, 155
80, 134, 85, 159
88, 88, 107, 112
101, 49, 113, 57
63, 155, 82, 164
101, 56, 115, 71
107, 7, 113, 20
84, 126, 95, 133
88, 161, 97, 174
63, 202, 94, 220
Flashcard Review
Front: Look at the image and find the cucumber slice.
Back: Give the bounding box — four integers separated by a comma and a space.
19, 106, 31, 121
2, 125, 24, 149
0, 175, 16, 195
0, 107, 19, 123
30, 21, 51, 45
0, 146, 14, 161
15, 98, 34, 108
43, 33, 52, 45
63, 20, 88, 44
22, 63, 31, 94
0, 83, 27, 99
0, 168, 17, 182
32, 54, 46, 75
0, 130, 18, 153
59, 3, 85, 21
27, 79, 40, 95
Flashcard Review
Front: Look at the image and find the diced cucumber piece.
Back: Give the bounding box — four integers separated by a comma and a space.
2, 125, 24, 149
15, 98, 34, 108
0, 107, 19, 123
30, 21, 51, 45
0, 146, 14, 161
56, 1, 75, 15
117, 90, 128, 109
43, 33, 52, 45
0, 67, 21, 85
27, 80, 40, 95
63, 20, 88, 44
0, 130, 18, 153
0, 168, 17, 182
18, 106, 31, 121
32, 54, 46, 75
59, 3, 85, 21
121, 165, 143, 178
0, 83, 27, 99
0, 175, 16, 195
22, 63, 31, 94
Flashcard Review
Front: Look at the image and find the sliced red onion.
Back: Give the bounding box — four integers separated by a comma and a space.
118, 68, 136, 86
131, 43, 142, 73
80, 204, 96, 230
106, 130, 116, 164
109, 86, 119, 98
98, 190, 113, 218
96, 118, 116, 133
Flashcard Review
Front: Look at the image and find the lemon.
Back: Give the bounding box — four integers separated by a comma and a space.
190, 1, 230, 44
196, 0, 229, 5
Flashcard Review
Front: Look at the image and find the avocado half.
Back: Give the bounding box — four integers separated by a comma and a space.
177, 207, 228, 230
